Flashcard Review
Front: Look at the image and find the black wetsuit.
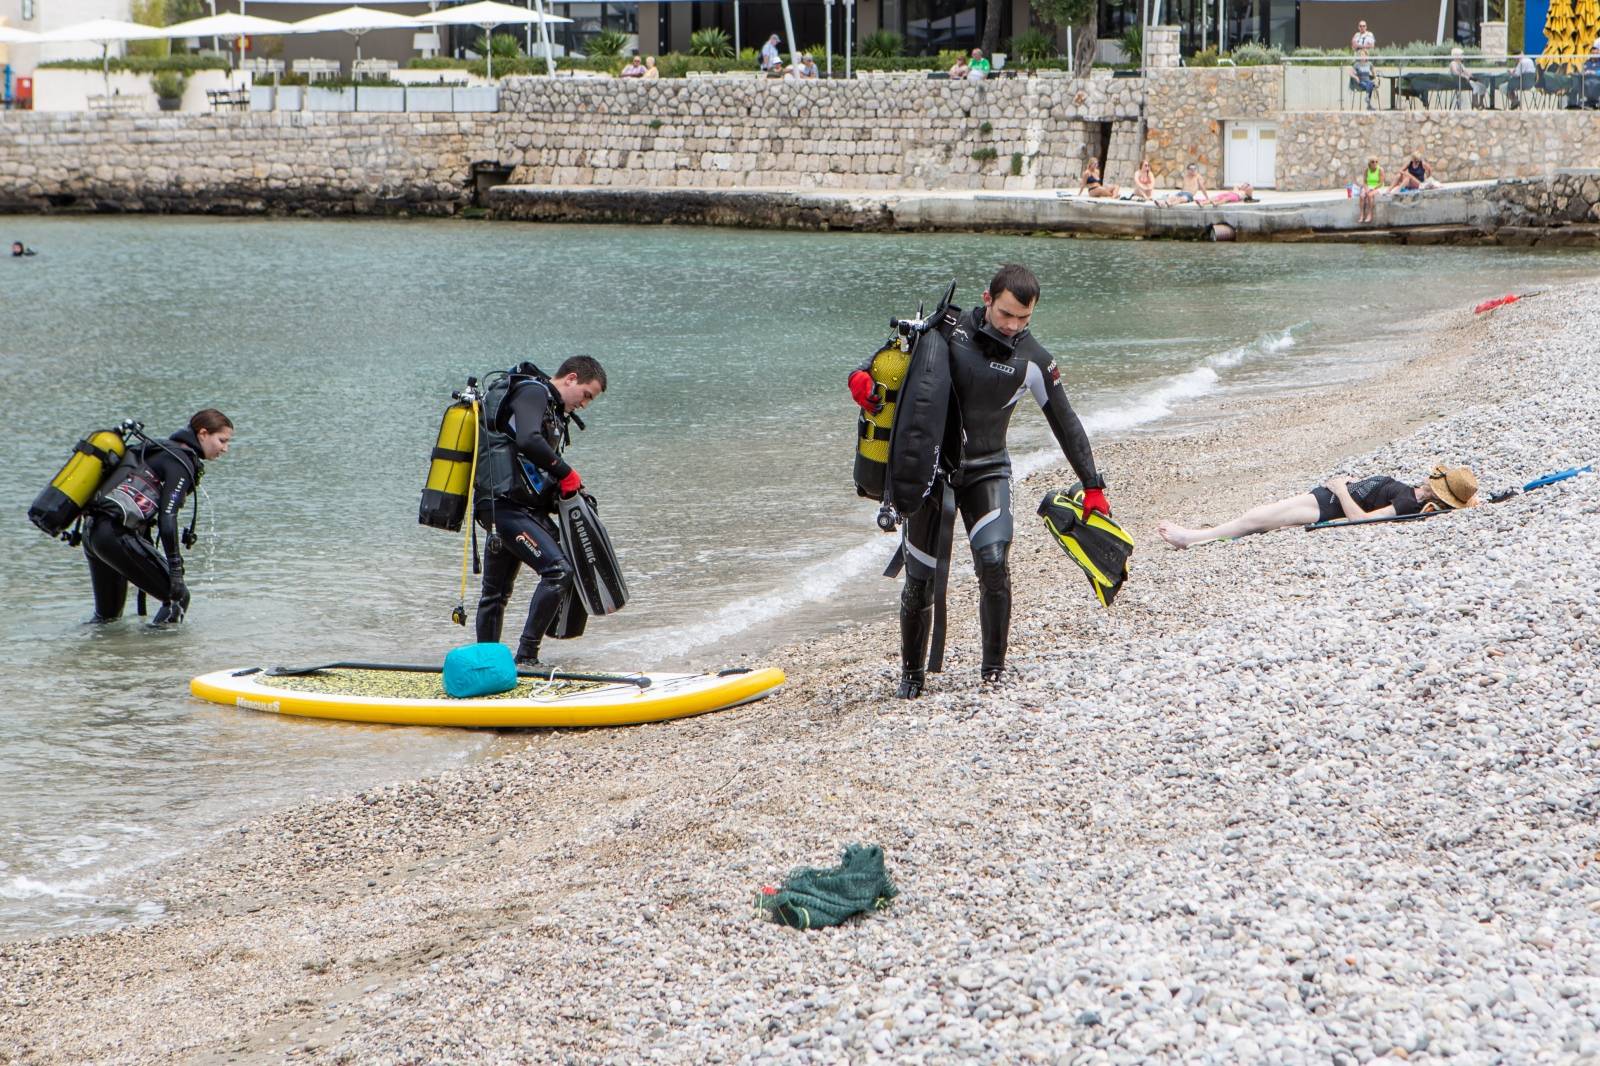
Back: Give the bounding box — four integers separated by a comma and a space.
900, 304, 1102, 686
474, 376, 576, 663
82, 428, 203, 624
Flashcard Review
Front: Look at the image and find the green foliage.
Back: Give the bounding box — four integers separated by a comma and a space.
648, 118, 663, 129
1010, 151, 1024, 176
128, 0, 170, 58
979, 119, 993, 133
690, 27, 733, 58
150, 69, 187, 99
1229, 42, 1283, 65
164, 0, 204, 23
1288, 41, 1480, 58
971, 146, 998, 162
1188, 46, 1220, 66
1008, 27, 1056, 64
1118, 23, 1143, 63
738, 47, 760, 65
473, 31, 524, 58
1029, 0, 1096, 31
936, 49, 967, 68
586, 29, 629, 58
39, 55, 229, 72
860, 30, 905, 58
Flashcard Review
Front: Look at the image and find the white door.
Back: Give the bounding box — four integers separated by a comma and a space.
1224, 121, 1277, 189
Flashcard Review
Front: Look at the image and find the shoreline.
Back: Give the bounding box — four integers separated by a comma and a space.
5, 278, 1599, 1061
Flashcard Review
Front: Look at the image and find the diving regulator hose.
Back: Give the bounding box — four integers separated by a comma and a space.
455, 394, 481, 626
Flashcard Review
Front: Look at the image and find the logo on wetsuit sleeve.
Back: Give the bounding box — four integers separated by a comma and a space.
1047, 360, 1062, 386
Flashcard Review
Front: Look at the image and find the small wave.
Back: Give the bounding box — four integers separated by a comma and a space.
603, 533, 892, 659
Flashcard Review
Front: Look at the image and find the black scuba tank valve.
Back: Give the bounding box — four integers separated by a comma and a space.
876, 502, 901, 533
451, 604, 468, 626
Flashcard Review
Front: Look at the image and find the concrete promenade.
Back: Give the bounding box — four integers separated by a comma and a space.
488, 176, 1600, 245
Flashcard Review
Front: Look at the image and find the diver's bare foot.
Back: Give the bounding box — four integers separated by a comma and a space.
1157, 521, 1197, 549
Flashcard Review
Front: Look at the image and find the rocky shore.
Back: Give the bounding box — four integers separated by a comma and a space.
4, 279, 1598, 1064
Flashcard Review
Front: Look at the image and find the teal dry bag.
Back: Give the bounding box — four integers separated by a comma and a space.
442, 642, 518, 699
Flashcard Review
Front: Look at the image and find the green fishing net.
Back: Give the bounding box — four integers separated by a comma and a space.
757, 844, 898, 930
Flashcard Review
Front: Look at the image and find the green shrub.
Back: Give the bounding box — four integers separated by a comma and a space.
39, 55, 228, 72
1008, 28, 1056, 65
738, 47, 760, 66
690, 27, 733, 58
1229, 41, 1283, 65
150, 69, 187, 99
1118, 24, 1143, 64
936, 49, 967, 69
1010, 151, 1024, 176
586, 28, 629, 58
473, 31, 524, 58
648, 118, 663, 129
979, 119, 992, 134
1188, 46, 1220, 67
860, 30, 904, 58
971, 146, 998, 162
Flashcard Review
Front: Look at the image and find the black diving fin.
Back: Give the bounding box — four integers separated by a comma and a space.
1038, 484, 1134, 608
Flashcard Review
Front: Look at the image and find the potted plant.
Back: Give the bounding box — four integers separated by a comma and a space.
151, 70, 187, 111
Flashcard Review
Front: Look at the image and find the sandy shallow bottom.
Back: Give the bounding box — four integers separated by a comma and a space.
4, 281, 1599, 1065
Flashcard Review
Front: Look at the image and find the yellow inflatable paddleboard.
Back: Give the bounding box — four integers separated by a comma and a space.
191, 665, 785, 729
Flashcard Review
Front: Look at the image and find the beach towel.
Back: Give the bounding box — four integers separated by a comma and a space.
757, 844, 898, 930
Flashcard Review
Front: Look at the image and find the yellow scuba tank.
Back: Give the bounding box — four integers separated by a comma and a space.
852, 338, 912, 502
29, 427, 130, 540
419, 381, 481, 532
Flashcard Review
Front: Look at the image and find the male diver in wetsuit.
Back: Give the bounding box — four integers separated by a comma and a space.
83, 409, 233, 625
474, 355, 606, 666
849, 264, 1109, 698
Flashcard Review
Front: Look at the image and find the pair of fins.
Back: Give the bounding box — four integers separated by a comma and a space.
547, 492, 628, 640
1038, 485, 1135, 608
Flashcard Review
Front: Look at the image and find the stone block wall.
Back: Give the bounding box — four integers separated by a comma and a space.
1142, 66, 1282, 186
495, 78, 1143, 191
0, 111, 493, 213
1275, 112, 1600, 191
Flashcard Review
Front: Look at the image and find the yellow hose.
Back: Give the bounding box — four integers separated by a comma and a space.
456, 398, 481, 622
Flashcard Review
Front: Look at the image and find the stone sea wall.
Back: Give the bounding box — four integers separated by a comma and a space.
1275, 112, 1600, 191
1143, 66, 1283, 182
0, 111, 493, 214
494, 78, 1142, 192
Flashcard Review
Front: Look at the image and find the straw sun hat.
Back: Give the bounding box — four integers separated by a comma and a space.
1428, 464, 1479, 508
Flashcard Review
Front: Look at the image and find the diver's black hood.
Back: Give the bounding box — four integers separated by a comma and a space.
963, 303, 1029, 354
167, 426, 205, 479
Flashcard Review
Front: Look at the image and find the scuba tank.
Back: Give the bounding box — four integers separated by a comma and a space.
851, 282, 960, 532
29, 424, 134, 540
419, 379, 482, 533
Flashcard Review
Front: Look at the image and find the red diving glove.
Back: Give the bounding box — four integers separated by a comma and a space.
1081, 487, 1110, 518
848, 370, 881, 414
558, 469, 583, 497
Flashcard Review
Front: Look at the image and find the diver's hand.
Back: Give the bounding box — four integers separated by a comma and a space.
166, 559, 189, 606
848, 370, 882, 414
558, 469, 583, 497
1081, 487, 1110, 518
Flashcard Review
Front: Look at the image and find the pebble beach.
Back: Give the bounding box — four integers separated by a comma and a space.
4, 278, 1598, 1064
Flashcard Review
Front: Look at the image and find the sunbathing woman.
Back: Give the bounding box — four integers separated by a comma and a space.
1157, 465, 1479, 549
1078, 159, 1120, 198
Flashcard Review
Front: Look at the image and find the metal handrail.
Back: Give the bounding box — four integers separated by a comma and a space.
1284, 53, 1595, 65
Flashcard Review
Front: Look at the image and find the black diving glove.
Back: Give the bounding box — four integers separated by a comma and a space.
167, 558, 188, 607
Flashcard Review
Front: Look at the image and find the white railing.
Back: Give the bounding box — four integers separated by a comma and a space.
1281, 54, 1597, 111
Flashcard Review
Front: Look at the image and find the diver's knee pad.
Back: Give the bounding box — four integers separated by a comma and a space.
901, 574, 934, 615
974, 542, 1010, 591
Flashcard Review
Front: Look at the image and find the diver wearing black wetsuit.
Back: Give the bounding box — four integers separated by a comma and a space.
474, 356, 606, 666
857, 265, 1107, 697
82, 410, 233, 625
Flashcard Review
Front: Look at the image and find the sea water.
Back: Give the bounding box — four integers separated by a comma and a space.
1, 216, 1594, 938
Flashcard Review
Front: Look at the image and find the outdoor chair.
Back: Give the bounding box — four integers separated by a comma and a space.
1347, 74, 1377, 110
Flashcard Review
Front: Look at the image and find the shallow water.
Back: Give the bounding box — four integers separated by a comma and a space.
1, 215, 1594, 938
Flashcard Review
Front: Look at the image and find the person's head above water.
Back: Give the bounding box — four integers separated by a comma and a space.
190, 408, 234, 460
981, 263, 1040, 339
550, 355, 607, 413
11, 241, 27, 256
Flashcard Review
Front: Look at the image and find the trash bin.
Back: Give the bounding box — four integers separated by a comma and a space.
16, 76, 33, 109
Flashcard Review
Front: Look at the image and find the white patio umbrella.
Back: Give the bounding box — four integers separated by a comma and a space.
417, 0, 569, 79
0, 26, 42, 45
37, 19, 173, 94
164, 12, 296, 75
290, 6, 422, 63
